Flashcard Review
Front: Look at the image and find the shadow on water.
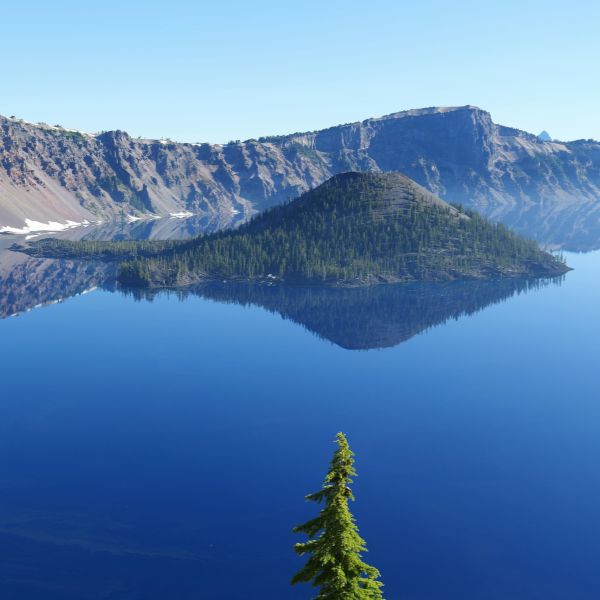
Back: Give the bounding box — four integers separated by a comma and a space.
121, 277, 565, 350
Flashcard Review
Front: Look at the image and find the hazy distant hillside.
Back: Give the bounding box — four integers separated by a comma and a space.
1, 106, 600, 246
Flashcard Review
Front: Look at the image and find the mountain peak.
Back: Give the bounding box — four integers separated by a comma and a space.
374, 105, 486, 122
1, 107, 599, 250
310, 172, 459, 216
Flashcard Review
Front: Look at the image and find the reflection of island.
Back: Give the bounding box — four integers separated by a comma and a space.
0, 235, 564, 349
124, 278, 563, 350
0, 239, 565, 349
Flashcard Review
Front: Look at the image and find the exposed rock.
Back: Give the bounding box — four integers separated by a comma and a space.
1, 108, 599, 248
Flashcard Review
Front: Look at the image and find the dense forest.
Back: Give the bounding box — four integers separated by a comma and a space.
19, 172, 569, 288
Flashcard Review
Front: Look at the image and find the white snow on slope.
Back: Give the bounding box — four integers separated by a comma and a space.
0, 219, 91, 235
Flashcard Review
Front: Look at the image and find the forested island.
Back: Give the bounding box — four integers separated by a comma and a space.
17, 172, 569, 288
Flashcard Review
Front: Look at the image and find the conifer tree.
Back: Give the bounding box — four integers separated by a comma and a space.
292, 432, 384, 599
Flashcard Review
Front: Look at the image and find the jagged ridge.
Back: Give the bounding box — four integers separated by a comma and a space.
1, 107, 600, 248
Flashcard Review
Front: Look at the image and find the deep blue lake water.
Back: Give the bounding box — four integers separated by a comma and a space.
0, 240, 599, 599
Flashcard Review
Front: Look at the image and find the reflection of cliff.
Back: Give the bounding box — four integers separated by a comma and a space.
491, 202, 600, 252
127, 278, 563, 350
0, 245, 114, 319
0, 214, 227, 319
63, 213, 243, 242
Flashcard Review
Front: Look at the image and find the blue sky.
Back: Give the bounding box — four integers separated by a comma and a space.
2, 0, 598, 143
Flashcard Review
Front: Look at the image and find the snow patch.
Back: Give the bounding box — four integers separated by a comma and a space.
125, 214, 161, 223
5, 116, 95, 137
0, 219, 91, 235
169, 211, 194, 219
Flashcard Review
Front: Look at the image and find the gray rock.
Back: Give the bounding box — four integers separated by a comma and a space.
1, 107, 599, 247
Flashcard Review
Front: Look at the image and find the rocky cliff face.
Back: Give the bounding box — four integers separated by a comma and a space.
1, 107, 599, 246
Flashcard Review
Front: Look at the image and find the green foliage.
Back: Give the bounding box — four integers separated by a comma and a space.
23, 237, 187, 261
292, 433, 384, 599
115, 173, 564, 286
24, 173, 567, 288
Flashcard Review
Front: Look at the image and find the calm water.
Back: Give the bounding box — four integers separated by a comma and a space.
0, 237, 599, 599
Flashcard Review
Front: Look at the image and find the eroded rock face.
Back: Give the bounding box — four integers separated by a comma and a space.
1, 106, 599, 247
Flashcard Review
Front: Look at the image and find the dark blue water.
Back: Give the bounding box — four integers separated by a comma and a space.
0, 246, 599, 599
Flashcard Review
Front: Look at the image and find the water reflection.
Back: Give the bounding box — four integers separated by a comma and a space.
0, 249, 115, 319
0, 226, 565, 348
0, 238, 588, 599
483, 202, 600, 252
0, 214, 239, 318
123, 278, 564, 350
53, 213, 244, 242
0, 237, 565, 347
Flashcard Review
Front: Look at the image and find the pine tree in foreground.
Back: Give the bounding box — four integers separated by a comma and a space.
292, 432, 384, 599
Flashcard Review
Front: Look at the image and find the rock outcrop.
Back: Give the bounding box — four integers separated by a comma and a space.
1, 107, 599, 247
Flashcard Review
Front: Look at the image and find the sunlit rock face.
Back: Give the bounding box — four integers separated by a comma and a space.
1, 107, 599, 248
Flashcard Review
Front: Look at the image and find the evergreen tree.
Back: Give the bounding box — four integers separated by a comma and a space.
292, 432, 384, 599
26, 173, 566, 288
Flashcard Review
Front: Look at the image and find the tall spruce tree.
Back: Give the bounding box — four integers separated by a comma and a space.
292, 432, 384, 599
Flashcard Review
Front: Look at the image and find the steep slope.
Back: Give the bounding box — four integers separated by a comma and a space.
1, 107, 599, 247
23, 172, 568, 287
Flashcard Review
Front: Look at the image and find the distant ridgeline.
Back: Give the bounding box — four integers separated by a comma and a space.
20, 172, 569, 288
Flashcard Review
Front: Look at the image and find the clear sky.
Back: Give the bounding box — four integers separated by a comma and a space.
2, 0, 598, 143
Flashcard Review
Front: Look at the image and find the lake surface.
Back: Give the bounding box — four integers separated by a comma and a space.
0, 232, 599, 599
